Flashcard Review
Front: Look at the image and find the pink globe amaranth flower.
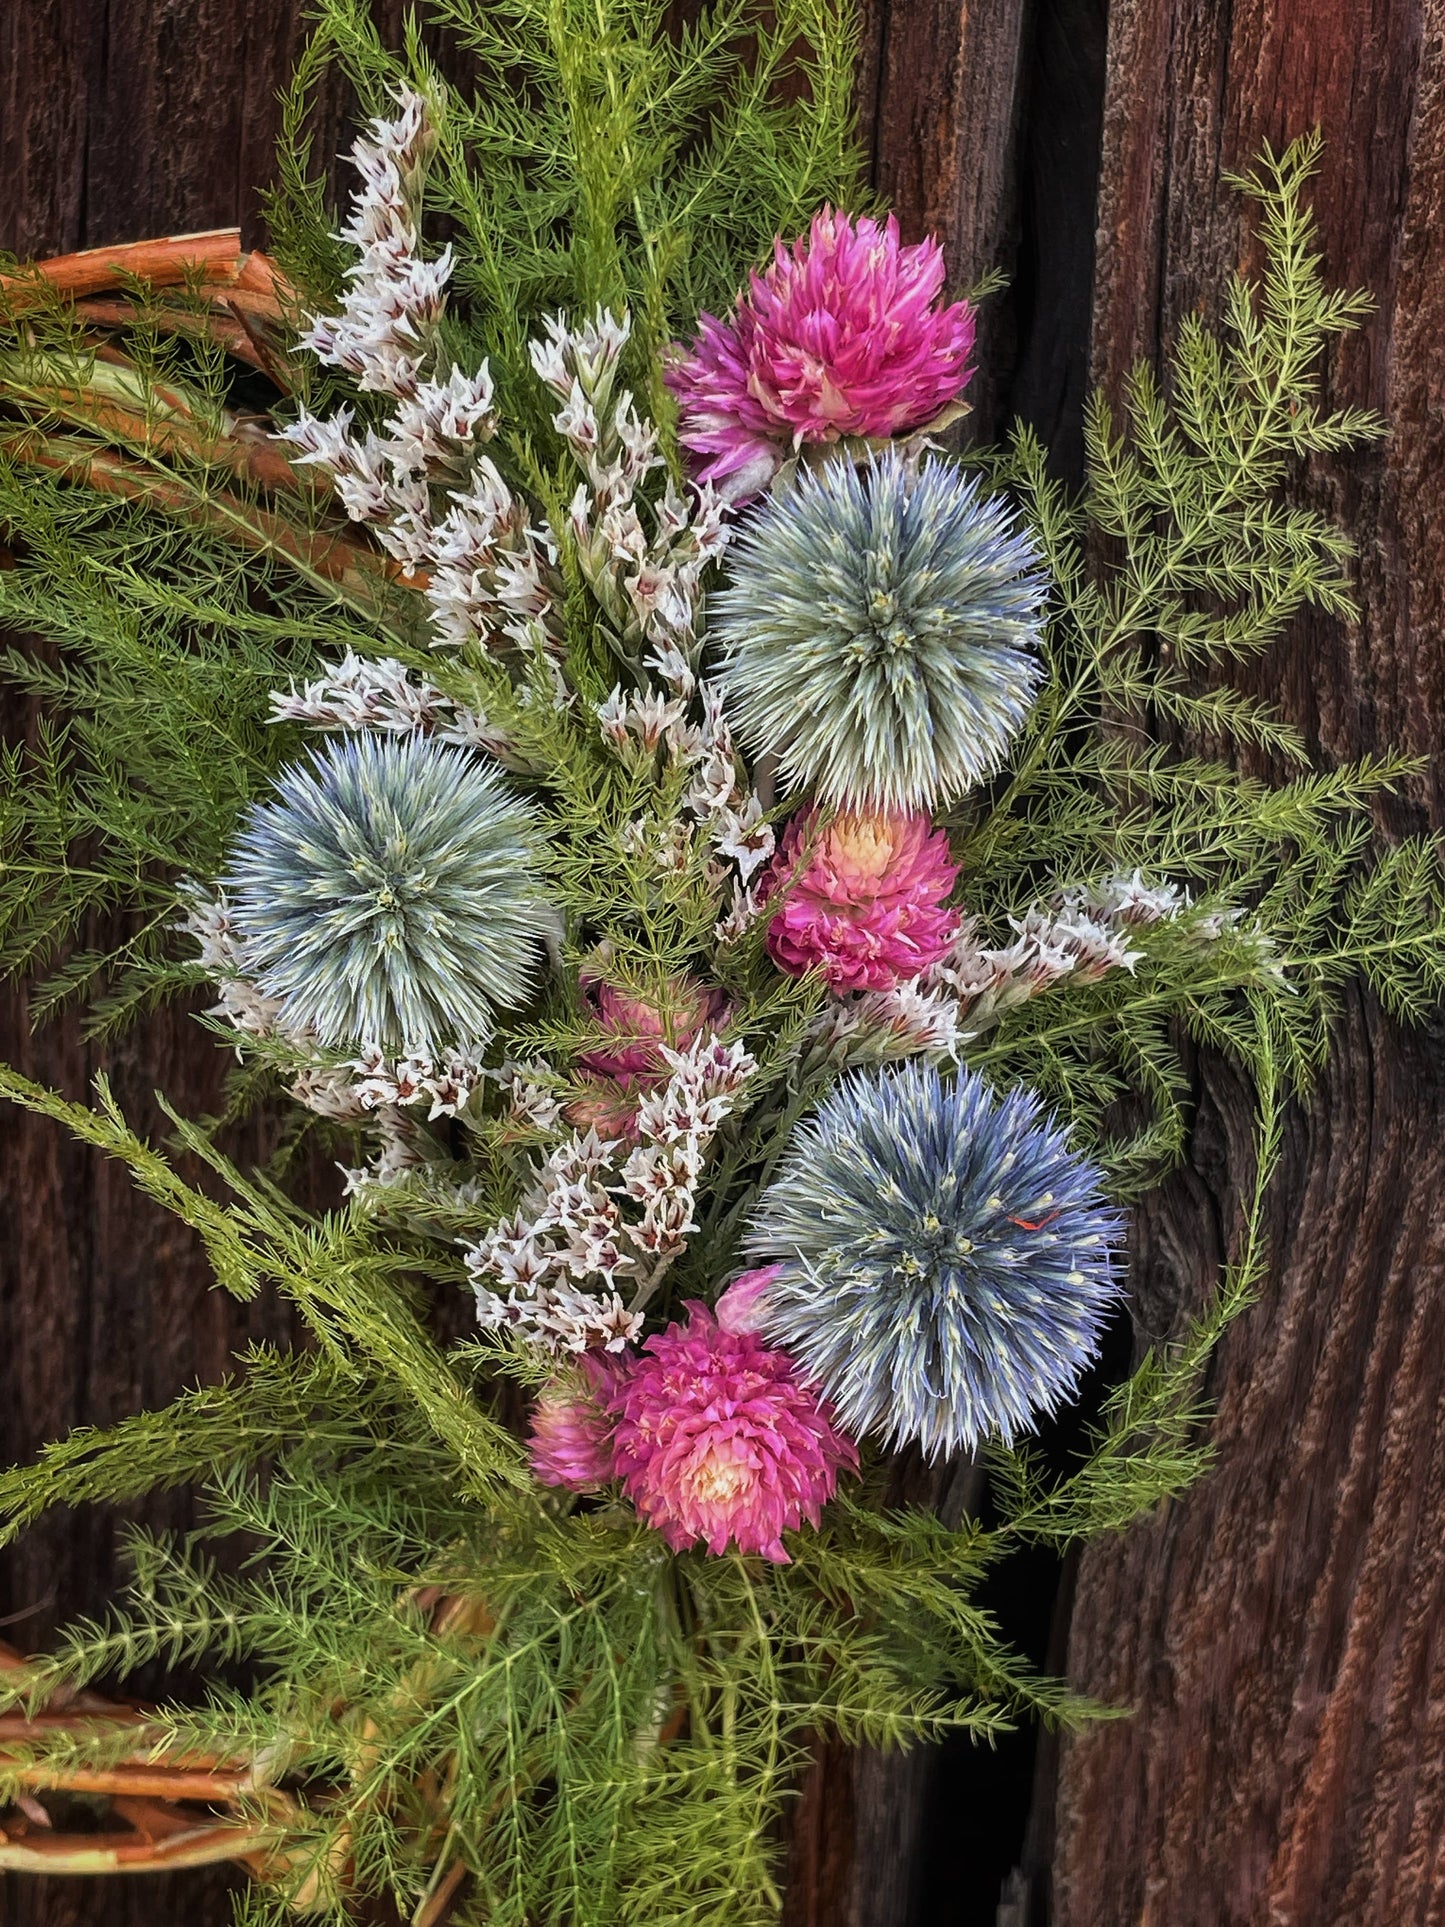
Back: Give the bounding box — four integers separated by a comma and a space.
608, 1303, 857, 1562
528, 1353, 627, 1493
763, 808, 961, 993
715, 1264, 784, 1335
666, 209, 976, 500
569, 974, 730, 1139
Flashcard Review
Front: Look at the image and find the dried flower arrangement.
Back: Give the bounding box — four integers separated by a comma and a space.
0, 2, 1441, 1918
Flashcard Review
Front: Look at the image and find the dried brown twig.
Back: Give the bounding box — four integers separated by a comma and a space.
0, 230, 431, 627
0, 1640, 288, 1880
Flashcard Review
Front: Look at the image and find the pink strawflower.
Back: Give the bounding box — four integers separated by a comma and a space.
764, 808, 960, 993
608, 1304, 857, 1562
715, 1265, 784, 1335
666, 209, 976, 500
528, 1353, 627, 1492
569, 973, 730, 1138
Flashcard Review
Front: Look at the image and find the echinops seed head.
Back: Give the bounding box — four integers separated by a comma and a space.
225, 732, 548, 1050
712, 450, 1047, 812
745, 1060, 1123, 1460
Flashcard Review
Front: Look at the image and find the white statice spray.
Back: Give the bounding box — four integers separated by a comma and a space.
466, 1034, 756, 1353
269, 649, 511, 758
339, 1104, 433, 1199
284, 105, 736, 704
425, 459, 561, 658
492, 1062, 567, 1134
333, 1051, 570, 1200
334, 1043, 492, 1200
180, 891, 287, 1038
181, 887, 497, 1190
809, 978, 966, 1067
296, 87, 449, 400
347, 1042, 489, 1123
797, 868, 1241, 1076
534, 307, 732, 677
685, 682, 776, 929
595, 673, 774, 924
920, 884, 1152, 1039
911, 868, 1274, 1046
1065, 871, 1191, 926
279, 88, 564, 661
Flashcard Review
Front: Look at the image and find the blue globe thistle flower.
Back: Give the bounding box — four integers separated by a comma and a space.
225, 733, 548, 1050
711, 451, 1047, 812
745, 1061, 1123, 1459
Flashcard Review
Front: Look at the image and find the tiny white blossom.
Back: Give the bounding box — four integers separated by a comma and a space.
613, 395, 660, 480
529, 309, 631, 401
715, 881, 764, 945
268, 652, 501, 754
643, 639, 697, 697
712, 795, 775, 882
596, 687, 630, 748
512, 1082, 564, 1132
282, 404, 363, 472
179, 892, 286, 1038
328, 431, 405, 523
553, 380, 601, 455
1064, 870, 1189, 925
599, 498, 649, 565
849, 980, 963, 1062
634, 1189, 698, 1254
290, 1065, 371, 1121
432, 460, 517, 561
392, 364, 497, 461
339, 1105, 429, 1198
685, 745, 739, 816
462, 1030, 751, 1354
1027, 908, 1142, 983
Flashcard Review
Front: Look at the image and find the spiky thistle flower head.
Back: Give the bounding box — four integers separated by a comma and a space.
608, 1304, 857, 1562
712, 451, 1047, 812
745, 1061, 1124, 1460
666, 209, 976, 500
225, 733, 548, 1051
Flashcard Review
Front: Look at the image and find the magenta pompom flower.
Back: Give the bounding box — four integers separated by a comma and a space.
764, 808, 960, 993
666, 209, 976, 499
528, 1353, 626, 1493
715, 1265, 784, 1335
609, 1304, 857, 1562
568, 973, 731, 1138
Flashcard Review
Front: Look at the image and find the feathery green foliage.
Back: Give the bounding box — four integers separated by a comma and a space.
0, 0, 863, 1034
268, 0, 866, 426
0, 1068, 1087, 1922
942, 135, 1445, 1182
0, 295, 419, 1029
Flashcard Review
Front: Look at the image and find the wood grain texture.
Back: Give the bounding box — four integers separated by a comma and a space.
0, 7, 411, 1922
1052, 4, 1445, 1922
858, 0, 1027, 443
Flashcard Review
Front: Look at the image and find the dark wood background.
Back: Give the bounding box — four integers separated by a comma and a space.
3, 1, 1444, 1922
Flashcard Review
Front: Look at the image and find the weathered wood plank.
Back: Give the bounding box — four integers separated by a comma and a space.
0, 7, 412, 1921
1052, 4, 1445, 1921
